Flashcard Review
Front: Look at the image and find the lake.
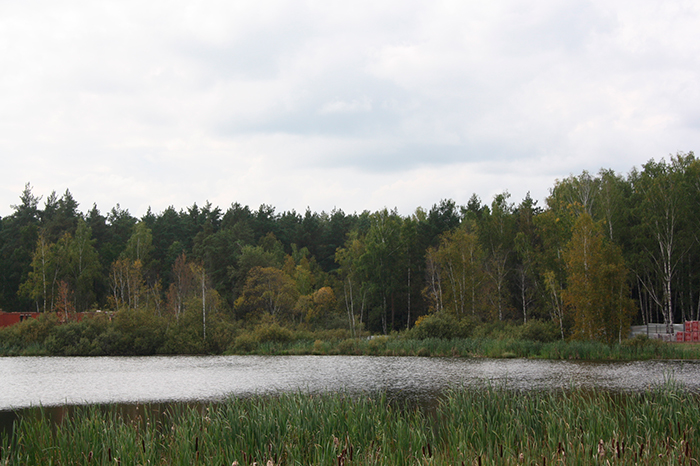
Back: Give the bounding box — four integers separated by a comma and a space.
2, 355, 700, 411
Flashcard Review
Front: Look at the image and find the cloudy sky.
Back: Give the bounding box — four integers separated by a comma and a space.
1, 0, 699, 218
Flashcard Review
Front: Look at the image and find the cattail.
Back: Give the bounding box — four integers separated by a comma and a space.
108, 447, 112, 462
87, 451, 93, 463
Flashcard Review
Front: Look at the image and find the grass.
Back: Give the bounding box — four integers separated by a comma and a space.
222, 335, 700, 361
4, 319, 700, 360
2, 380, 699, 465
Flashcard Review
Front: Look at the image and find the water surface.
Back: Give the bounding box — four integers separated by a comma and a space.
2, 355, 699, 411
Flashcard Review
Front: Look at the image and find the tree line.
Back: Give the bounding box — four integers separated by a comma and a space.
1, 152, 699, 343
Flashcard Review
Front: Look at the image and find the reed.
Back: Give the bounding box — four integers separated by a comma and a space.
3, 380, 699, 465
224, 335, 700, 360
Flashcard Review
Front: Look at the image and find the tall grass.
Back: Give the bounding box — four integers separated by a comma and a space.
2, 380, 699, 465
227, 335, 700, 360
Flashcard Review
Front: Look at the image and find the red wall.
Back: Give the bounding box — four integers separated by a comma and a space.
0, 311, 95, 328
0, 311, 41, 328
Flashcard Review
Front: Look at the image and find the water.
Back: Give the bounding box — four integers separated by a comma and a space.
2, 355, 700, 411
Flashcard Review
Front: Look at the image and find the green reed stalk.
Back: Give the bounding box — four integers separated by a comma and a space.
2, 380, 699, 465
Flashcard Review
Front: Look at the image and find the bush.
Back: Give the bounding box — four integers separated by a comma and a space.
409, 313, 473, 340
93, 327, 129, 355
252, 322, 293, 343
367, 335, 389, 355
231, 333, 258, 353
472, 321, 520, 340
336, 338, 359, 354
518, 319, 559, 342
46, 322, 85, 355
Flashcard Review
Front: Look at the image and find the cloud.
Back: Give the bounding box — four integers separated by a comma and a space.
1, 0, 700, 218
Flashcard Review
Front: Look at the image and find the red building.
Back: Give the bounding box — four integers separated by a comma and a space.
0, 310, 99, 328
0, 311, 41, 328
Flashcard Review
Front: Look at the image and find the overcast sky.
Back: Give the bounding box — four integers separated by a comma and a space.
1, 0, 698, 218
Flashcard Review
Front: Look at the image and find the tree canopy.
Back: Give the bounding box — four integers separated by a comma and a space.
2, 153, 699, 341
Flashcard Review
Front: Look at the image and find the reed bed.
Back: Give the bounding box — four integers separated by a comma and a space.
2, 379, 699, 465
225, 336, 700, 361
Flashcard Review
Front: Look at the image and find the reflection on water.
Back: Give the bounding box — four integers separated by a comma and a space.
2, 355, 700, 437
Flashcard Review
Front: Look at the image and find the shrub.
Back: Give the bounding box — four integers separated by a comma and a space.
367, 335, 388, 355
518, 319, 559, 342
252, 322, 293, 343
231, 333, 258, 353
336, 338, 358, 354
46, 322, 85, 355
409, 313, 472, 340
93, 328, 129, 355
472, 321, 519, 340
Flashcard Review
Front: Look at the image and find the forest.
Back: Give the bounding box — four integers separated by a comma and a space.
1, 152, 699, 353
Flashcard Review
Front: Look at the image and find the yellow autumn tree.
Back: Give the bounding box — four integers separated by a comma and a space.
563, 214, 635, 343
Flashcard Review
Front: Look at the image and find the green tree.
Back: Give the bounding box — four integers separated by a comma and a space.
234, 266, 298, 321
359, 209, 404, 334
335, 232, 368, 336
122, 221, 154, 265
0, 183, 41, 312
513, 193, 543, 323
166, 252, 193, 321
67, 219, 101, 311
435, 226, 485, 317
18, 232, 54, 312
109, 258, 145, 312
481, 193, 515, 321
631, 154, 694, 332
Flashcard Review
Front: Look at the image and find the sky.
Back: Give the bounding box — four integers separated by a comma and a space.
1, 0, 699, 219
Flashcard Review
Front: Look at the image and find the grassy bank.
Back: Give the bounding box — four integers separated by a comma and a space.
2, 381, 698, 465
2, 311, 700, 360
227, 334, 700, 360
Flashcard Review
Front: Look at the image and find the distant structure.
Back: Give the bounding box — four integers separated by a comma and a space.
0, 311, 41, 328
0, 310, 102, 328
630, 321, 700, 342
